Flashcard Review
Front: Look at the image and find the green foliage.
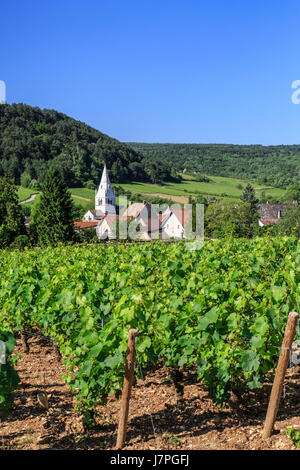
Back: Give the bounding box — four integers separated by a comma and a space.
282, 184, 300, 203
286, 428, 300, 448
276, 205, 300, 237
20, 172, 32, 189
241, 183, 259, 214
21, 205, 31, 217
195, 174, 211, 183
29, 179, 40, 190
0, 177, 26, 248
33, 167, 75, 245
0, 104, 176, 186
85, 180, 96, 190
129, 142, 300, 189
0, 331, 20, 418
205, 201, 256, 238
0, 238, 299, 416
9, 235, 29, 251
72, 204, 87, 221
75, 227, 99, 243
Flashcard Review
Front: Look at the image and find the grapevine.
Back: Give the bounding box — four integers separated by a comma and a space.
0, 237, 299, 415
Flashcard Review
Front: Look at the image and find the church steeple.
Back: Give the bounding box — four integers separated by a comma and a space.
95, 165, 116, 215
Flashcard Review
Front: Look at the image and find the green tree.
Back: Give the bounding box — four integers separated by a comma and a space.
20, 172, 32, 188
282, 184, 300, 204
205, 201, 256, 239
276, 205, 300, 237
0, 177, 26, 248
241, 183, 258, 213
33, 167, 75, 245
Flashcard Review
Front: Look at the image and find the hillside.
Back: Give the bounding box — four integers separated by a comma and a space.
128, 143, 300, 189
0, 104, 175, 187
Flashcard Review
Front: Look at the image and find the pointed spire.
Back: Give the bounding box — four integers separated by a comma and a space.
95, 164, 116, 214
100, 164, 110, 188
96, 164, 111, 195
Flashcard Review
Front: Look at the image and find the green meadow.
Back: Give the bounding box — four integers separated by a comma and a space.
17, 175, 286, 216
18, 187, 39, 202
116, 175, 285, 202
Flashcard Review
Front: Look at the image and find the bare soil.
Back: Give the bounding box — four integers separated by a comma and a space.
1, 335, 299, 451
148, 193, 189, 204
71, 194, 92, 201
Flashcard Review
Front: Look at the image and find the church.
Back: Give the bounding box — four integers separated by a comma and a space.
82, 165, 116, 222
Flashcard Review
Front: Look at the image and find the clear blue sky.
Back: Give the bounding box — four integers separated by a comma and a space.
1, 0, 300, 145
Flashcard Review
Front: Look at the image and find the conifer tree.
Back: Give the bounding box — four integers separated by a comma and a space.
241, 183, 259, 215
34, 167, 75, 245
0, 177, 26, 248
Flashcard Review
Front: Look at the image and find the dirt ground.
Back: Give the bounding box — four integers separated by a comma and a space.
1, 335, 299, 451
147, 193, 189, 204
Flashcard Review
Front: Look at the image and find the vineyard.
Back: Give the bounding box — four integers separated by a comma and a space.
0, 238, 299, 447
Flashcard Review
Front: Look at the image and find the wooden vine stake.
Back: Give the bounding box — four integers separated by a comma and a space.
262, 311, 298, 439
116, 328, 138, 449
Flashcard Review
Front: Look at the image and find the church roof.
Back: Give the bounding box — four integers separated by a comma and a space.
96, 164, 114, 197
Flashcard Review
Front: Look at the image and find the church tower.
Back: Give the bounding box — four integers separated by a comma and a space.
95, 165, 116, 215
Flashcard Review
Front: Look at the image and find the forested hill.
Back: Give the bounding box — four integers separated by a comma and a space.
128, 142, 300, 188
0, 104, 177, 187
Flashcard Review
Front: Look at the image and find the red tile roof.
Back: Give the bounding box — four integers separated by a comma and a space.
74, 221, 98, 229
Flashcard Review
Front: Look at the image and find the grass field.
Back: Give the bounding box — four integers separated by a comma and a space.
18, 187, 92, 213
115, 175, 286, 202
70, 188, 95, 200
18, 175, 286, 215
18, 187, 39, 202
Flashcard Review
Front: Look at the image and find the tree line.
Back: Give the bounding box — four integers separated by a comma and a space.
129, 142, 300, 188
0, 104, 180, 188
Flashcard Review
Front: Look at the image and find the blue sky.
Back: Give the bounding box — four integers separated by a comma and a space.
1, 0, 300, 144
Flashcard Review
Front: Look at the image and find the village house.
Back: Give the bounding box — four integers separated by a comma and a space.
82, 209, 103, 222
258, 202, 294, 226
122, 201, 160, 239
96, 214, 123, 239
77, 165, 196, 241
161, 207, 193, 239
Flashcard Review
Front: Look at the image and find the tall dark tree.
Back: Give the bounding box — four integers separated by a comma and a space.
33, 167, 75, 245
0, 177, 26, 248
241, 183, 259, 214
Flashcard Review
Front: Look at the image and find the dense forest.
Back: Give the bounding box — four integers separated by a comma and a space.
128, 143, 300, 188
0, 104, 179, 187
